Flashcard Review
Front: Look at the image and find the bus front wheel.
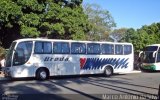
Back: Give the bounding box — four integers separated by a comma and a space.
36, 68, 48, 80
104, 66, 113, 77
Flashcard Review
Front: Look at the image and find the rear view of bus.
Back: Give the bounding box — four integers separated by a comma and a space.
139, 44, 160, 71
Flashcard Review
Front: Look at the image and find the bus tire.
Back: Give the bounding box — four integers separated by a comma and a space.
104, 66, 113, 77
36, 68, 49, 80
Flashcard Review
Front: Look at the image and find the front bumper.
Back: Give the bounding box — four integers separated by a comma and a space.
142, 64, 156, 71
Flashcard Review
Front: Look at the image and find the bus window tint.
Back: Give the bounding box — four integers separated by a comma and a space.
87, 43, 100, 54
115, 44, 123, 55
34, 42, 52, 54
144, 46, 158, 51
71, 43, 86, 54
13, 41, 33, 66
53, 42, 70, 54
157, 52, 160, 62
101, 44, 114, 54
35, 42, 43, 53
124, 45, 132, 55
156, 48, 160, 62
43, 42, 52, 53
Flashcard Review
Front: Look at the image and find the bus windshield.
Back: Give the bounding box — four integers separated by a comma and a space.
144, 46, 158, 51
13, 41, 33, 66
141, 46, 158, 63
143, 52, 155, 63
5, 42, 17, 67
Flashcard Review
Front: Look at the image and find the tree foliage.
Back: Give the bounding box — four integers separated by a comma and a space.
0, 0, 90, 48
0, 46, 5, 58
83, 3, 116, 41
109, 28, 127, 42
122, 22, 160, 51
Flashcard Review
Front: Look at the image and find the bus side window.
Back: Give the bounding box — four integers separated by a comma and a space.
53, 42, 70, 54
35, 42, 43, 54
115, 44, 123, 55
87, 43, 101, 54
43, 42, 52, 54
71, 43, 86, 54
124, 45, 132, 55
34, 42, 52, 54
101, 44, 114, 54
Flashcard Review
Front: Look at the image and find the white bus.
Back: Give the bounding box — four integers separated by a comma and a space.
139, 44, 160, 71
4, 38, 134, 80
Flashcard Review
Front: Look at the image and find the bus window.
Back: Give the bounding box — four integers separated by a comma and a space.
34, 42, 52, 54
53, 42, 70, 54
156, 48, 160, 62
101, 44, 114, 54
44, 42, 52, 53
6, 42, 16, 67
71, 43, 86, 54
124, 45, 132, 55
144, 46, 158, 51
87, 43, 101, 54
157, 52, 160, 62
35, 42, 43, 53
13, 41, 33, 66
115, 44, 123, 55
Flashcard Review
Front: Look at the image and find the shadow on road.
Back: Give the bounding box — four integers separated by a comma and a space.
0, 74, 159, 100
79, 77, 158, 100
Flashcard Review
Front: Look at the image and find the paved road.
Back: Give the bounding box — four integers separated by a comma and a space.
0, 72, 160, 100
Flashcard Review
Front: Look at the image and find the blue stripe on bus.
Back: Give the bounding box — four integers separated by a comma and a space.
81, 58, 129, 70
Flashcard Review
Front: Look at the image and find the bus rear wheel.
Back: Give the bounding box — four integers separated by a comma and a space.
36, 68, 48, 80
104, 66, 113, 77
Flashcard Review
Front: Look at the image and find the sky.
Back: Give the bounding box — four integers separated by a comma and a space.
83, 0, 160, 29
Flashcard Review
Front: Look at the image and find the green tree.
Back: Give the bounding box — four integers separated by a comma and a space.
110, 28, 127, 42
121, 28, 135, 42
83, 3, 116, 41
122, 22, 160, 51
0, 0, 90, 48
0, 0, 22, 48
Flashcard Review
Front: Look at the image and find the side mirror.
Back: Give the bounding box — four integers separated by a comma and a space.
153, 51, 157, 58
139, 51, 143, 57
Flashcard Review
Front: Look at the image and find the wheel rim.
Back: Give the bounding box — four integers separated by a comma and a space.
105, 68, 111, 75
40, 71, 47, 79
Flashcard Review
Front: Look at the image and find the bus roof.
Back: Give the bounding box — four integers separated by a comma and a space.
13, 38, 133, 45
